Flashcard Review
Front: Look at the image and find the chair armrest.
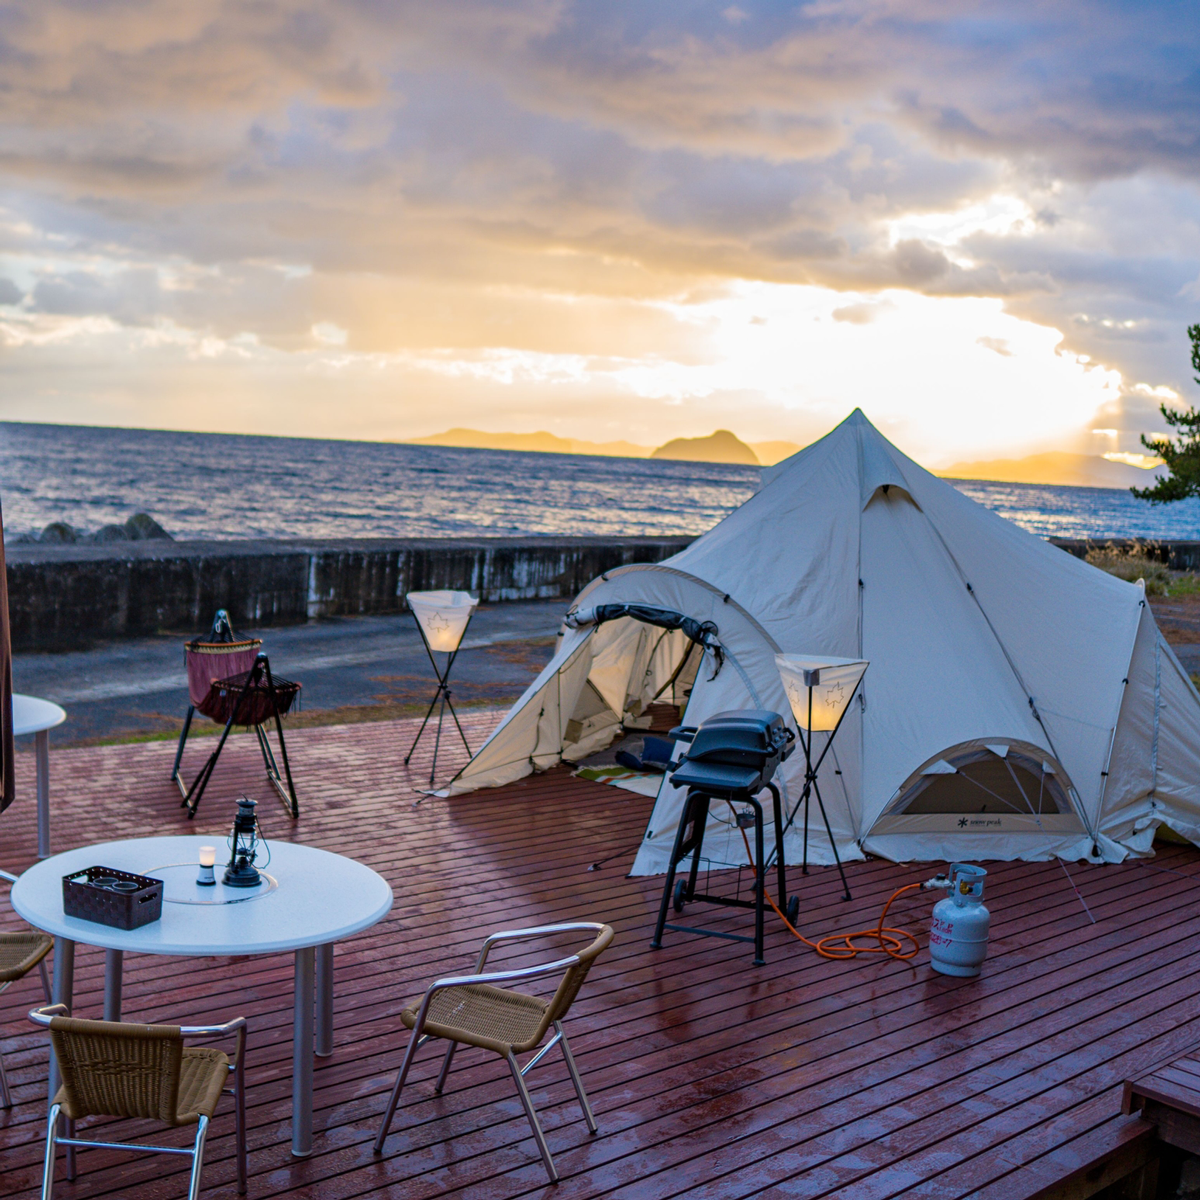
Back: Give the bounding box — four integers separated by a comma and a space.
29, 1003, 70, 1027
182, 1016, 248, 1075
0, 869, 18, 886
474, 922, 609, 972
180, 1016, 247, 1037
407, 954, 582, 1037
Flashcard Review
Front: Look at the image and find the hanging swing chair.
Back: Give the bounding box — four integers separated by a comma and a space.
171, 610, 301, 820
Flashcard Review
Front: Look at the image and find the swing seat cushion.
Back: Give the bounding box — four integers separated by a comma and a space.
184, 640, 263, 707
198, 670, 301, 727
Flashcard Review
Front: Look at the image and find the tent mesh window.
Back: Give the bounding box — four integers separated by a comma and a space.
895, 744, 1070, 817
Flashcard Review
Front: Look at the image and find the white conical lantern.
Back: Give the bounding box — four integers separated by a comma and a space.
406, 590, 478, 653
775, 654, 869, 732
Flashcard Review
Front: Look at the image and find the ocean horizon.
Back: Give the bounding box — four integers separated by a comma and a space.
3, 419, 1200, 545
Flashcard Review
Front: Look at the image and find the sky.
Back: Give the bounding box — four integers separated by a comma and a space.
0, 0, 1198, 467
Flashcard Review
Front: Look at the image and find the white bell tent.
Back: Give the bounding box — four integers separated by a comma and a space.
447, 409, 1200, 871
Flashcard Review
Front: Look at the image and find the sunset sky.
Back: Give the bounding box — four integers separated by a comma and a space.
0, 1, 1197, 466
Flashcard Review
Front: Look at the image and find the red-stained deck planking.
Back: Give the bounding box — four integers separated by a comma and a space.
0, 707, 1195, 1199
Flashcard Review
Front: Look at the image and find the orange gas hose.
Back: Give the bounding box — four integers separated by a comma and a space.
736, 820, 922, 961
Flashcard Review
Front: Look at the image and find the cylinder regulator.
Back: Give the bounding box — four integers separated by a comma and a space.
925, 863, 989, 977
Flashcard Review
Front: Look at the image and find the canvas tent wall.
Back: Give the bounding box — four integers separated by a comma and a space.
447, 409, 1200, 872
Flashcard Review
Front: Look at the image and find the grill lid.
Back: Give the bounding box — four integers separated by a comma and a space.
672, 710, 793, 763
669, 709, 794, 796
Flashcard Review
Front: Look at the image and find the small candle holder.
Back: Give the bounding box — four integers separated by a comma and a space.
197, 845, 216, 886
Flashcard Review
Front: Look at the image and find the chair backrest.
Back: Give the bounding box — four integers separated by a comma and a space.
50, 1016, 183, 1122
544, 925, 614, 1024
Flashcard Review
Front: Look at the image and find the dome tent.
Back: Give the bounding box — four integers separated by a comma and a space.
446, 410, 1200, 872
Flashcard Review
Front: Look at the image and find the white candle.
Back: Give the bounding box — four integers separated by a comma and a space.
197, 845, 217, 886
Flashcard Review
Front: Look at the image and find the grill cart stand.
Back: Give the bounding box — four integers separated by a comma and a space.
652, 780, 796, 966
651, 710, 798, 965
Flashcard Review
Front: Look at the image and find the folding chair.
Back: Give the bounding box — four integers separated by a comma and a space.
374, 922, 613, 1183
30, 1004, 248, 1199
0, 868, 51, 1108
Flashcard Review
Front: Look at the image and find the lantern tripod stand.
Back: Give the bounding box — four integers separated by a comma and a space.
405, 625, 472, 789
781, 678, 860, 902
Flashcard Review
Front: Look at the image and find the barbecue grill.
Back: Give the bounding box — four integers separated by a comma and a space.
651, 710, 799, 965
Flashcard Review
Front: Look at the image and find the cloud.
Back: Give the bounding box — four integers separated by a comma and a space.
832, 300, 892, 324
0, 0, 1195, 456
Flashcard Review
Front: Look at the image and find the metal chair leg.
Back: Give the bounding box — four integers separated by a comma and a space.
64, 1118, 75, 1181
506, 1050, 558, 1183
187, 1115, 209, 1200
234, 1057, 247, 1194
434, 1041, 458, 1093
555, 1022, 597, 1134
0, 1047, 11, 1109
39, 958, 51, 1003
373, 1029, 424, 1153
41, 1102, 60, 1200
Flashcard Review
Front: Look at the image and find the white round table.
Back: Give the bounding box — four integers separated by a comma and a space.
12, 836, 393, 1157
13, 694, 66, 859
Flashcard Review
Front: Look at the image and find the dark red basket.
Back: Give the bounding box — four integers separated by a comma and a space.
62, 866, 163, 930
198, 670, 301, 727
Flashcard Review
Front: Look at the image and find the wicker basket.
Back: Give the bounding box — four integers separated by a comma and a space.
62, 866, 163, 930
198, 669, 301, 727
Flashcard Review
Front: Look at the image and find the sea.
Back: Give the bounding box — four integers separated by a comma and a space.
3, 420, 1200, 544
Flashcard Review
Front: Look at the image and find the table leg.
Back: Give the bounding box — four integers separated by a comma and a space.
292, 946, 315, 1157
35, 729, 50, 859
316, 943, 333, 1058
47, 938, 75, 1101
103, 950, 123, 1022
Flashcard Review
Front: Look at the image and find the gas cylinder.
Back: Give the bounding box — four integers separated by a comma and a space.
928, 863, 989, 977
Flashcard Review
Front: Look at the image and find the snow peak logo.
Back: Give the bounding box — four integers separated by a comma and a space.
957, 817, 1002, 829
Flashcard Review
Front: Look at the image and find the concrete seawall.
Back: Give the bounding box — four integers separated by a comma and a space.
8, 534, 1200, 652
5, 536, 692, 650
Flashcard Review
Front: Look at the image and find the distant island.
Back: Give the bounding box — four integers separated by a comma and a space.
406, 428, 651, 458
408, 427, 803, 465
650, 430, 759, 465
940, 451, 1165, 489
407, 429, 1167, 488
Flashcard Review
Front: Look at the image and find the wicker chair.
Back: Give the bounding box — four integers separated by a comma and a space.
374, 922, 613, 1183
0, 868, 52, 1108
29, 1005, 248, 1200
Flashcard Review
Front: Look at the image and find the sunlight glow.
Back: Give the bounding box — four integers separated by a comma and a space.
887, 196, 1034, 252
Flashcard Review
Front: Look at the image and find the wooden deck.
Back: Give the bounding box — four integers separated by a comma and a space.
2, 710, 1199, 1199
1124, 1044, 1200, 1161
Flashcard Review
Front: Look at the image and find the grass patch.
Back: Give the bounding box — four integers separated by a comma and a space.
1168, 573, 1200, 598
52, 697, 513, 750
1085, 542, 1173, 595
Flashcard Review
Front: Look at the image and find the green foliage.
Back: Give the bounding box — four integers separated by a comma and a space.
1132, 324, 1200, 503
1085, 542, 1172, 595
1168, 572, 1200, 597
